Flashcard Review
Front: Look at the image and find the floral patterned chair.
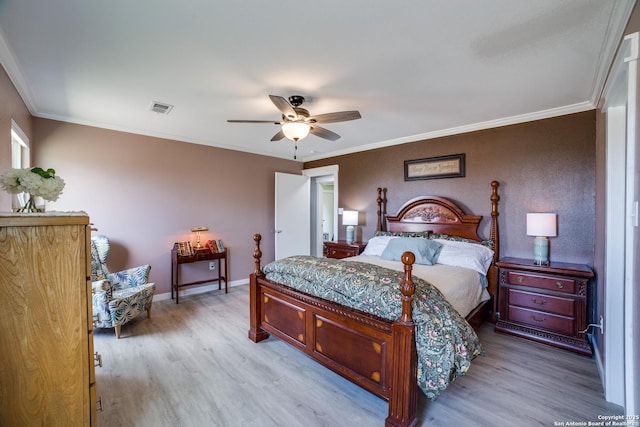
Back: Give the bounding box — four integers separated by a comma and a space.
90, 235, 155, 338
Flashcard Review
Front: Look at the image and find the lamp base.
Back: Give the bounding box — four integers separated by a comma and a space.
532, 259, 550, 266
533, 236, 550, 266
346, 225, 355, 244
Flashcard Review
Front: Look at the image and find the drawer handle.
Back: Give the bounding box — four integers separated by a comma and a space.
531, 298, 546, 306
94, 351, 102, 368
556, 282, 564, 289
517, 276, 524, 283
531, 315, 546, 323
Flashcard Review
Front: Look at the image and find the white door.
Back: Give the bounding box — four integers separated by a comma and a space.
275, 172, 310, 259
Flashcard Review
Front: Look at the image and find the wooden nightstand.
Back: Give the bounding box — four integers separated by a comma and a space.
495, 257, 593, 356
324, 241, 367, 259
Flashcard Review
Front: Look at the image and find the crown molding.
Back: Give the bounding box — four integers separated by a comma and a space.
302, 101, 595, 162
0, 27, 37, 114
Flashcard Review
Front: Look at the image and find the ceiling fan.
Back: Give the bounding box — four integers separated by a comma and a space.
227, 95, 361, 158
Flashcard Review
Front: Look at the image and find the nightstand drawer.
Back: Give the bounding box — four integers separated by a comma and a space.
327, 247, 358, 258
508, 306, 575, 336
508, 289, 575, 316
324, 241, 367, 259
506, 271, 575, 294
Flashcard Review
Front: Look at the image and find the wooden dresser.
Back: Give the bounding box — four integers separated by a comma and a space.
495, 257, 593, 356
0, 213, 98, 426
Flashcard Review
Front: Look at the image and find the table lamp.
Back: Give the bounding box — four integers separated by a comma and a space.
343, 211, 359, 244
191, 227, 209, 249
526, 213, 557, 266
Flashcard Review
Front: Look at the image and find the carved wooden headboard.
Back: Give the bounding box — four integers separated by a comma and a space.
376, 181, 501, 263
376, 181, 501, 321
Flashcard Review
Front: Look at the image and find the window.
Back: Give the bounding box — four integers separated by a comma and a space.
10, 120, 30, 207
11, 119, 29, 169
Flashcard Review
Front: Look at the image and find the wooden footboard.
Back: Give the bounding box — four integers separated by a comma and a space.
249, 234, 418, 427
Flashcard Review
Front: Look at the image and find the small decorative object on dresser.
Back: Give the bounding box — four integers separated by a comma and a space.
324, 240, 367, 259
0, 166, 65, 212
495, 257, 593, 356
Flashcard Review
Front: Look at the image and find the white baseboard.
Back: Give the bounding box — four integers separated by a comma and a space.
591, 333, 607, 396
153, 278, 249, 302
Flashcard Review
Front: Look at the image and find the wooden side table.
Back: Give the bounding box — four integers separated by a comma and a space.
495, 257, 593, 356
324, 240, 367, 259
171, 246, 228, 304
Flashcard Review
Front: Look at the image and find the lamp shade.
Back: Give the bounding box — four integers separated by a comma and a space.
526, 213, 557, 237
342, 210, 359, 226
281, 122, 310, 141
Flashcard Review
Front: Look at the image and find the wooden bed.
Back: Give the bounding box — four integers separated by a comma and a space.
248, 181, 500, 427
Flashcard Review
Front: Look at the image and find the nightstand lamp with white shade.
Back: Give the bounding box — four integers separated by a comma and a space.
526, 213, 557, 266
342, 210, 359, 244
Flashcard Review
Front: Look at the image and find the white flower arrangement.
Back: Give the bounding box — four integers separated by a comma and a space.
1, 167, 65, 211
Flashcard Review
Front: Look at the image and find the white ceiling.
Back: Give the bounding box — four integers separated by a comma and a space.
0, 1, 635, 162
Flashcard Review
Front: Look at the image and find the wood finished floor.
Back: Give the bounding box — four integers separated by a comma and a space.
94, 285, 622, 427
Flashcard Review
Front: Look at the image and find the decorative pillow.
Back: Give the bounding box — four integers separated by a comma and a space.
428, 232, 494, 250
380, 237, 443, 266
433, 239, 494, 275
361, 236, 398, 256
374, 230, 432, 238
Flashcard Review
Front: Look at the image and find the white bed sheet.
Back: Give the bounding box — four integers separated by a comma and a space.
345, 255, 490, 318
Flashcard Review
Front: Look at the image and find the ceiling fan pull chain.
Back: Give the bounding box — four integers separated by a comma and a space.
294, 141, 298, 159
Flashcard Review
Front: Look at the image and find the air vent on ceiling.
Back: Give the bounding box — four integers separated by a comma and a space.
148, 101, 174, 114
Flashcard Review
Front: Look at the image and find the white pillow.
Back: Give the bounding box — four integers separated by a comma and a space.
433, 239, 494, 275
361, 236, 397, 256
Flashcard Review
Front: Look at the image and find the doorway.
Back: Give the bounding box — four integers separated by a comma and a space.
303, 165, 339, 257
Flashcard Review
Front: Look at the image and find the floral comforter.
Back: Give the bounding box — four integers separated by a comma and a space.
262, 255, 483, 400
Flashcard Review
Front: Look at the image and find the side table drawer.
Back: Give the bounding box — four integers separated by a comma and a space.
508, 306, 575, 336
508, 289, 575, 316
324, 241, 367, 260
327, 247, 357, 259
507, 271, 575, 294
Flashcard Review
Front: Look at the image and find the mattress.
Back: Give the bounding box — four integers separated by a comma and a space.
346, 254, 490, 318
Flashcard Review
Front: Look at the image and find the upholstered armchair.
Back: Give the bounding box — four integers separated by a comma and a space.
90, 235, 155, 338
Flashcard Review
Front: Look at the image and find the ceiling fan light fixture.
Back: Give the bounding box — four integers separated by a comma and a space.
281, 122, 310, 142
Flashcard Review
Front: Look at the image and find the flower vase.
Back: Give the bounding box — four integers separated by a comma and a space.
15, 194, 45, 213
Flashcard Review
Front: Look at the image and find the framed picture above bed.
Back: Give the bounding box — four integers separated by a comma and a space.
404, 153, 465, 181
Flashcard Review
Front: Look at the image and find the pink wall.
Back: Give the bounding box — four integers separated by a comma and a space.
306, 111, 596, 266
33, 118, 301, 295
0, 65, 32, 207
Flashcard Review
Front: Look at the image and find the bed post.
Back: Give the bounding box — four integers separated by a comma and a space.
488, 181, 500, 322
248, 233, 269, 342
377, 187, 383, 232
490, 181, 500, 263
386, 252, 418, 427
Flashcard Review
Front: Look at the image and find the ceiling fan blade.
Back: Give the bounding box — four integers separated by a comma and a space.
310, 125, 340, 141
227, 119, 281, 124
271, 130, 285, 141
308, 111, 361, 124
269, 95, 296, 119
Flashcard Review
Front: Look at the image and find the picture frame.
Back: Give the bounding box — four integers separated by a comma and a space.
404, 153, 465, 181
